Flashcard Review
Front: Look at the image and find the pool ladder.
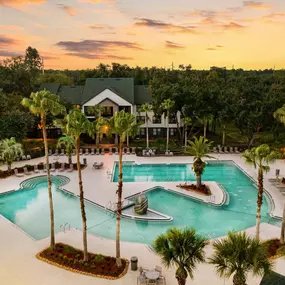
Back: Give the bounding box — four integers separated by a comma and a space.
60, 222, 71, 233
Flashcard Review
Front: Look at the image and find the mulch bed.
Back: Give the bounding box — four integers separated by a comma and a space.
262, 239, 285, 259
177, 183, 211, 196
37, 243, 129, 279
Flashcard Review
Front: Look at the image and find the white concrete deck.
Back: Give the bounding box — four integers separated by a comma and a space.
0, 153, 285, 285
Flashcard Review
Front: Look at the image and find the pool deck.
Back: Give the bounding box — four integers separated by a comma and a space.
0, 153, 285, 285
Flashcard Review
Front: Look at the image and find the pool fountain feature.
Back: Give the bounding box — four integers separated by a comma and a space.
134, 194, 148, 215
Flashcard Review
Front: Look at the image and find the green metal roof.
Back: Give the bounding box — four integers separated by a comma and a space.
81, 78, 135, 105
134, 85, 153, 105
39, 83, 60, 94
260, 271, 285, 285
58, 85, 83, 105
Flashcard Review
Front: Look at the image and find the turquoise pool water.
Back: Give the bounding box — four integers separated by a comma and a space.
0, 162, 272, 244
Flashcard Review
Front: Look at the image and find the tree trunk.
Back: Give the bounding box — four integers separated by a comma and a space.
76, 137, 88, 261
115, 134, 118, 145
222, 125, 226, 146
127, 134, 129, 147
280, 201, 285, 244
196, 175, 202, 189
166, 111, 169, 152
7, 162, 12, 171
96, 132, 100, 146
175, 268, 187, 285
42, 115, 55, 251
184, 129, 187, 148
203, 119, 207, 138
68, 155, 72, 165
116, 137, 123, 267
146, 116, 149, 148
248, 133, 255, 148
256, 168, 264, 240
233, 272, 247, 285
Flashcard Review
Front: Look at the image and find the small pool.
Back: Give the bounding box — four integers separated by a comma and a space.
0, 162, 274, 244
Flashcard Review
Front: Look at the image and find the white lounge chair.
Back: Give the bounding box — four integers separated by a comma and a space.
91, 149, 95, 155
234, 147, 240, 153
14, 168, 24, 177
127, 148, 130, 155
101, 148, 105, 155
79, 149, 83, 155
132, 147, 136, 154
218, 147, 223, 153
67, 164, 73, 172
48, 149, 52, 156
24, 167, 31, 175
72, 149, 76, 156
54, 149, 59, 156
22, 155, 27, 160
27, 154, 31, 160
229, 147, 234, 153
115, 147, 119, 155
59, 149, 65, 156
96, 148, 100, 155
59, 163, 65, 172
34, 165, 40, 173
43, 164, 47, 172
109, 148, 113, 155
50, 163, 56, 172
85, 149, 89, 155
224, 147, 229, 153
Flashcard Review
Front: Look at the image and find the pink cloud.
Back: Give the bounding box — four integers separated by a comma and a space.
0, 0, 45, 7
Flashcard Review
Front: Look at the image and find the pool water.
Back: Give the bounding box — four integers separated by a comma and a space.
0, 162, 272, 244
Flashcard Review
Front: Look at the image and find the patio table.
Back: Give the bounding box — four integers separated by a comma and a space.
145, 270, 159, 280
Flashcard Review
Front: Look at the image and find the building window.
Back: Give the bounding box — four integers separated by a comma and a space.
157, 128, 161, 136
152, 116, 161, 124
170, 128, 176, 136
102, 106, 113, 117
140, 128, 145, 136
153, 128, 157, 136
137, 116, 145, 123
84, 106, 94, 116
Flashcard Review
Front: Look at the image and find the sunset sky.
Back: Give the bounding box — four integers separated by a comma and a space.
0, 0, 285, 70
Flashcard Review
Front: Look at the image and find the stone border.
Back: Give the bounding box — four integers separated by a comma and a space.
36, 244, 130, 280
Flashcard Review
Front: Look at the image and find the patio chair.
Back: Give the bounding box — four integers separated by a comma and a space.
96, 148, 100, 155
50, 163, 56, 172
79, 148, 83, 155
72, 149, 76, 156
101, 148, 105, 155
137, 275, 147, 285
24, 167, 31, 175
91, 149, 95, 155
212, 147, 218, 153
14, 168, 24, 177
127, 148, 131, 155
115, 147, 119, 155
22, 155, 27, 160
59, 163, 65, 172
169, 151, 173, 156
48, 149, 53, 156
85, 148, 89, 155
26, 154, 31, 160
224, 146, 229, 153
34, 165, 40, 173
43, 164, 47, 172
132, 147, 136, 154
109, 147, 113, 155
155, 266, 162, 275
54, 149, 59, 156
229, 147, 234, 153
234, 147, 240, 153
59, 149, 65, 156
218, 147, 224, 153
67, 164, 73, 172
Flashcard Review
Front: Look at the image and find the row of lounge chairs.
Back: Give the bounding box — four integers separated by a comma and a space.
14, 163, 74, 177
212, 146, 241, 154
49, 147, 136, 156
16, 155, 32, 161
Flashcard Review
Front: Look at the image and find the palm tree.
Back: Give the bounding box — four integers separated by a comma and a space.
243, 144, 280, 239
153, 227, 208, 285
161, 99, 175, 152
108, 110, 140, 266
209, 231, 272, 285
89, 104, 105, 146
21, 90, 65, 251
187, 136, 214, 189
64, 109, 94, 261
139, 103, 152, 148
0, 137, 23, 170
57, 134, 75, 164
183, 117, 192, 148
274, 105, 285, 244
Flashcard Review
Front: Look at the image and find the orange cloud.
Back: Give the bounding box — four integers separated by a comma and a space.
243, 1, 271, 9
220, 22, 245, 29
0, 25, 23, 30
0, 0, 45, 6
77, 0, 115, 4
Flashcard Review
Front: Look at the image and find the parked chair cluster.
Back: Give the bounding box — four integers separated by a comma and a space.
137, 265, 166, 285
16, 154, 31, 161
212, 146, 241, 154
143, 149, 156, 157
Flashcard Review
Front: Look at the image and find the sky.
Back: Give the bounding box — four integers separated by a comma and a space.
0, 0, 285, 70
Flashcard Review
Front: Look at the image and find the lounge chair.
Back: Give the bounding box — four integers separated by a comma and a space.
91, 149, 95, 155
50, 163, 56, 172
79, 148, 83, 155
85, 148, 89, 155
59, 163, 65, 172
101, 148, 105, 155
127, 148, 130, 155
218, 147, 223, 153
67, 164, 73, 172
132, 147, 136, 154
22, 155, 27, 160
24, 167, 31, 175
109, 147, 113, 155
59, 149, 64, 156
229, 147, 234, 153
43, 164, 47, 172
115, 147, 119, 155
96, 148, 100, 155
72, 149, 76, 156
93, 162, 104, 169
48, 149, 53, 156
14, 168, 24, 177
34, 165, 40, 173
224, 147, 229, 153
54, 149, 59, 156
234, 147, 240, 153
27, 154, 31, 160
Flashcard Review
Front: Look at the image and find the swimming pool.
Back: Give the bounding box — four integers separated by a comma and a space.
0, 162, 274, 244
